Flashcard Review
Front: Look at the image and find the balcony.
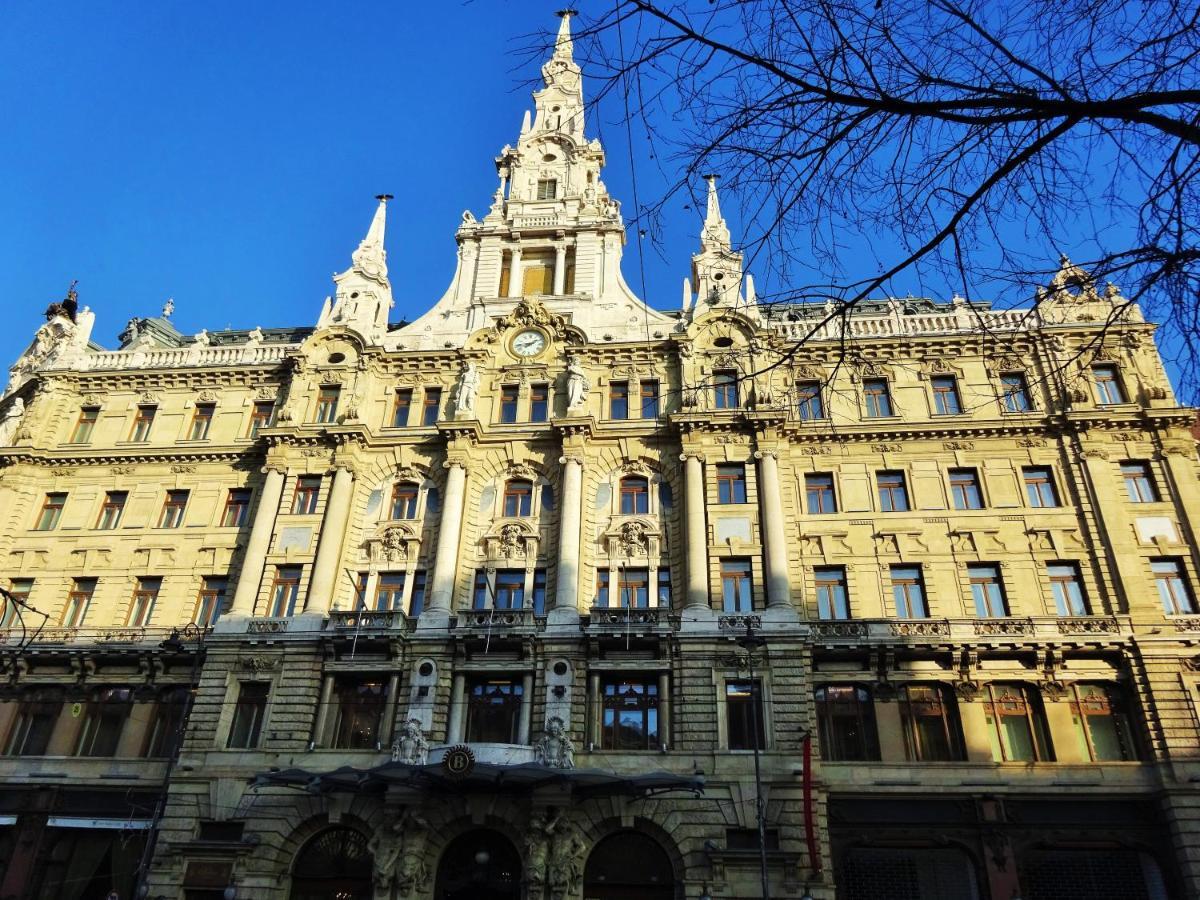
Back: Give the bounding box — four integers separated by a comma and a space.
0, 625, 182, 647
453, 607, 542, 634
809, 616, 1130, 646
588, 606, 671, 634
325, 610, 407, 633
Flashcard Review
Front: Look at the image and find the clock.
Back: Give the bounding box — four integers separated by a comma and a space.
512, 329, 547, 357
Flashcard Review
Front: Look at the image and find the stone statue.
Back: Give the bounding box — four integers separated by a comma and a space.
547, 816, 586, 900
43, 281, 78, 323
525, 812, 553, 896
368, 821, 405, 899
565, 357, 589, 411
534, 716, 575, 769
0, 397, 26, 446
369, 808, 431, 900
452, 361, 479, 416
391, 719, 429, 765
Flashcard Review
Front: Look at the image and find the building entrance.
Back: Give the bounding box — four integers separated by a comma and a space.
434, 828, 522, 900
583, 830, 675, 900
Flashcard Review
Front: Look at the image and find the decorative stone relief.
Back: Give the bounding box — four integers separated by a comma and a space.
391, 719, 429, 765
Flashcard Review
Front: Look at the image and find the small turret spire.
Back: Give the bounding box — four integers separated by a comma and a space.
700, 174, 731, 252
319, 195, 395, 340
554, 9, 576, 60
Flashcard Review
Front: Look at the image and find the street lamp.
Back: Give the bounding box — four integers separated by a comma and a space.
736, 621, 770, 900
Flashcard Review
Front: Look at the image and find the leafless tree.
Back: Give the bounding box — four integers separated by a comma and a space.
565, 0, 1200, 398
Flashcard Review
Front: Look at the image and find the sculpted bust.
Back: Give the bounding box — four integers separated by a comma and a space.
534, 716, 575, 769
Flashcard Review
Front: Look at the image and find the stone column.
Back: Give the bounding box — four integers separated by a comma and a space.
1162, 443, 1200, 574
756, 450, 792, 609
424, 460, 468, 623
229, 466, 286, 616
518, 673, 535, 744
550, 454, 584, 624
1079, 447, 1143, 615
312, 674, 336, 748
658, 672, 671, 750
382, 673, 402, 745
682, 453, 711, 612
447, 673, 466, 743
588, 672, 602, 749
507, 247, 523, 298
553, 243, 567, 295
305, 466, 355, 614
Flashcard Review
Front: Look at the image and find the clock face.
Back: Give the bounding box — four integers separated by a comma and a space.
512, 330, 547, 357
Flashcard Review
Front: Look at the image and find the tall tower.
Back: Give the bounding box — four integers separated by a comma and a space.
395, 11, 673, 350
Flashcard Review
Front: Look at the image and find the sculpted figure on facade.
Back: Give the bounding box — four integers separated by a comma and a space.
0, 396, 26, 446
368, 821, 405, 899
452, 360, 479, 416
534, 716, 575, 769
547, 816, 587, 900
617, 520, 649, 557
370, 808, 430, 899
565, 356, 588, 411
391, 718, 429, 765
524, 812, 552, 896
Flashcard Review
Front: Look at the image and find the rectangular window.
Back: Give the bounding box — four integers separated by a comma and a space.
1121, 461, 1159, 502
536, 178, 557, 200
969, 564, 1008, 617
1001, 373, 1033, 412
900, 684, 964, 761
35, 492, 66, 531
128, 577, 161, 627
158, 489, 189, 528
891, 565, 928, 618
70, 406, 99, 444
816, 685, 880, 761
422, 387, 442, 425
391, 481, 419, 519
292, 476, 321, 515
602, 679, 659, 750
657, 568, 671, 607
249, 401, 275, 437
143, 687, 188, 758
1093, 364, 1126, 405
269, 566, 301, 617
465, 677, 523, 743
796, 381, 825, 420
130, 405, 156, 442
876, 471, 910, 512
1153, 558, 1196, 614
2, 579, 33, 628
195, 577, 227, 627
640, 380, 660, 418
493, 570, 525, 609
503, 479, 534, 516
1070, 684, 1137, 762
222, 488, 252, 527
609, 381, 629, 419
1048, 562, 1089, 616
315, 385, 340, 423
931, 375, 963, 415
531, 569, 547, 616
618, 569, 650, 608
984, 684, 1053, 762
331, 678, 388, 750
863, 378, 893, 417
408, 571, 427, 616
188, 403, 215, 440
713, 370, 739, 409
595, 569, 610, 607
949, 468, 984, 510
500, 384, 519, 424
619, 477, 649, 514
392, 389, 413, 427
721, 559, 754, 612
374, 573, 406, 611
1023, 466, 1060, 507
63, 578, 96, 627
2, 688, 62, 756
226, 682, 269, 749
530, 383, 549, 422
96, 491, 128, 530
715, 464, 747, 504
815, 566, 850, 619
726, 680, 766, 751
74, 687, 132, 757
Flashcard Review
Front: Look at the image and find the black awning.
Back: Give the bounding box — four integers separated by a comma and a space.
251, 760, 704, 799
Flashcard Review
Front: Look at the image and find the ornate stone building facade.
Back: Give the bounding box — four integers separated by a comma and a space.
1, 12, 1199, 900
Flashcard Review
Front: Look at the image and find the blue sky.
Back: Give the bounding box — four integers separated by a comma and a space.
0, 0, 699, 367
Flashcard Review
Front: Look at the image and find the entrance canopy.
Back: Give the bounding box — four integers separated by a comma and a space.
252, 759, 703, 800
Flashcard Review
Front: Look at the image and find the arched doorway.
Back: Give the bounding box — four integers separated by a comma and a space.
290, 827, 373, 900
435, 828, 522, 900
584, 830, 675, 900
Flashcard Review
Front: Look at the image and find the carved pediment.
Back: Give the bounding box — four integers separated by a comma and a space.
367, 524, 419, 563
602, 518, 660, 560
483, 521, 539, 559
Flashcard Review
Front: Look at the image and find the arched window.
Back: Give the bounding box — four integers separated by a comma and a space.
619, 476, 649, 514
898, 684, 965, 761
983, 683, 1053, 762
815, 685, 880, 761
390, 482, 420, 519
291, 827, 373, 900
1069, 683, 1138, 761
584, 830, 675, 900
503, 479, 534, 516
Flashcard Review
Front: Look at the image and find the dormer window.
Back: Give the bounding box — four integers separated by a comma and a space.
536, 179, 557, 200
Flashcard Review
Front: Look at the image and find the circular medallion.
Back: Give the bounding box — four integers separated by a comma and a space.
442, 744, 476, 780
512, 329, 548, 357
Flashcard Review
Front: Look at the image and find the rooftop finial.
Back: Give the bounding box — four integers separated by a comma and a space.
554, 9, 577, 59
699, 174, 731, 251
162, 298, 175, 318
